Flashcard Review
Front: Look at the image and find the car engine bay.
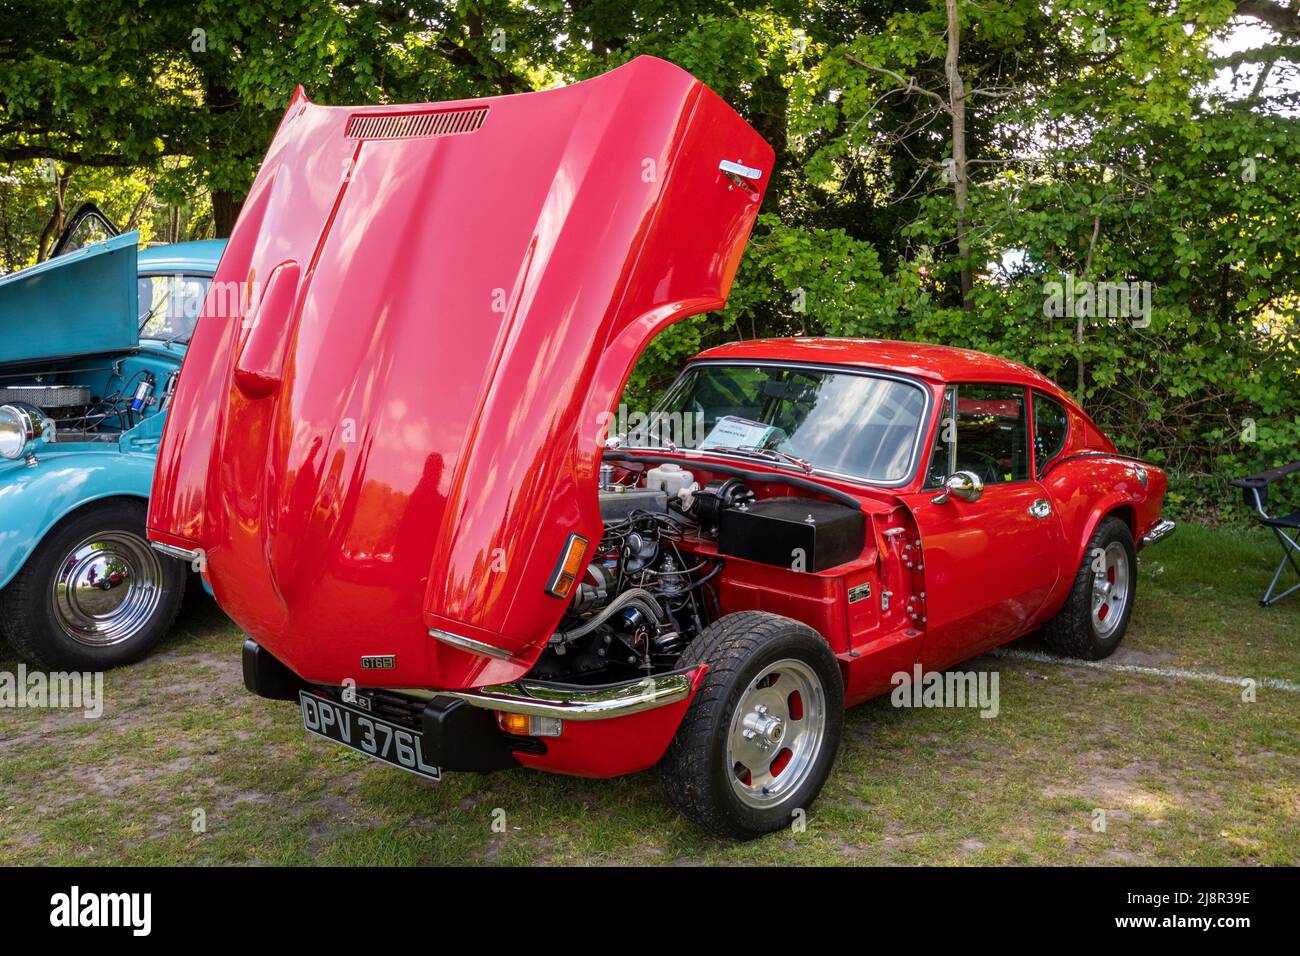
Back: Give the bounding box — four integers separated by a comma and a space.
533, 461, 867, 684
0, 357, 177, 444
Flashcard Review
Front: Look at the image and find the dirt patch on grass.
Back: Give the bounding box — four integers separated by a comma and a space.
1042, 762, 1180, 819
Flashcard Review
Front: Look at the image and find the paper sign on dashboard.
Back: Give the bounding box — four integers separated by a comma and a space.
700, 415, 782, 451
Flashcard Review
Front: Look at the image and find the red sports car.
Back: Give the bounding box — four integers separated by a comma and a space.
147, 57, 1173, 837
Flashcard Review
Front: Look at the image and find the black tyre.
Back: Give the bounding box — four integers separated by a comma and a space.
1042, 516, 1136, 661
661, 610, 844, 839
0, 499, 186, 670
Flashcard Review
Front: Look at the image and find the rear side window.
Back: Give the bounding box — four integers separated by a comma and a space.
924, 384, 1030, 486
1032, 393, 1070, 472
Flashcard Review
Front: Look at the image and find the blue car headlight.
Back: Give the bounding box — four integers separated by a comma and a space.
0, 403, 47, 462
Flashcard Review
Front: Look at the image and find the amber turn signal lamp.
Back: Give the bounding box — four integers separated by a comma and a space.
496, 712, 563, 737
545, 533, 588, 599
497, 712, 532, 736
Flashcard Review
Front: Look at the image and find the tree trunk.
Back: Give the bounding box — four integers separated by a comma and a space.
1078, 214, 1101, 397
212, 189, 241, 238
35, 166, 74, 262
202, 72, 246, 237
1, 185, 12, 272
944, 0, 973, 309
750, 69, 789, 216
124, 180, 156, 232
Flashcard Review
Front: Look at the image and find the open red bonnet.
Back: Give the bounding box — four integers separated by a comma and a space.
148, 57, 773, 689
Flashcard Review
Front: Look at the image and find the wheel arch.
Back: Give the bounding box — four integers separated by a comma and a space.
1074, 497, 1139, 569
1102, 502, 1137, 537
1036, 493, 1141, 627
0, 451, 157, 590
1041, 500, 1139, 661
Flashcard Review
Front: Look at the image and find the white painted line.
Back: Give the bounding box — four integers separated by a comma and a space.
989, 647, 1300, 694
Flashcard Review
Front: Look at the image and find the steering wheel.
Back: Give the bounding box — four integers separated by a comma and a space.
960, 449, 1006, 484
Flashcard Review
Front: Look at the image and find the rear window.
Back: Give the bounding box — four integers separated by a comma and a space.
1033, 392, 1070, 471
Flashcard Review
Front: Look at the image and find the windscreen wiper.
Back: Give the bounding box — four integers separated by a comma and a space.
137, 302, 166, 334
699, 444, 815, 475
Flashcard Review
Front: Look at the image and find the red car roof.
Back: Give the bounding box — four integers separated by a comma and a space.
695, 337, 1069, 397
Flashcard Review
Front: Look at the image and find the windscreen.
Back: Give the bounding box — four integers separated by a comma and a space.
632, 363, 928, 483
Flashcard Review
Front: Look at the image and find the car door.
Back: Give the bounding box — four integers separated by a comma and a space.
899, 383, 1064, 670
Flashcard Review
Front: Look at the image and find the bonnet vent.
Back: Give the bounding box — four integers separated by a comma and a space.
346, 107, 488, 140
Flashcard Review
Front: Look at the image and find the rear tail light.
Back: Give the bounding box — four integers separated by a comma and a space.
545, 533, 588, 599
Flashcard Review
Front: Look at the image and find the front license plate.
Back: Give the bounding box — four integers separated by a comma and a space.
299, 691, 441, 781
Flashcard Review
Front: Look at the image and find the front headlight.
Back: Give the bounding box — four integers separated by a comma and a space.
0, 403, 47, 462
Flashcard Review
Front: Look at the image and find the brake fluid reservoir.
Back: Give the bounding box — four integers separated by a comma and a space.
646, 463, 694, 498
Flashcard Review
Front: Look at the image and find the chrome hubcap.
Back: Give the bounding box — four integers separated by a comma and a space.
51, 531, 164, 646
726, 658, 826, 809
1091, 541, 1130, 639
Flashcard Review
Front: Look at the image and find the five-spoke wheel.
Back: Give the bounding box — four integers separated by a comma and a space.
1091, 540, 1130, 639
1044, 516, 1137, 660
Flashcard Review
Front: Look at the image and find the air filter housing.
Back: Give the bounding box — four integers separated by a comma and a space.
0, 384, 91, 410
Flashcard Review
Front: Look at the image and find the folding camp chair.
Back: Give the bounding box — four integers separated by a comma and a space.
1230, 460, 1300, 606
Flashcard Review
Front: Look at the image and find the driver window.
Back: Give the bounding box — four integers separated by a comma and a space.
951, 384, 1030, 484
55, 217, 115, 255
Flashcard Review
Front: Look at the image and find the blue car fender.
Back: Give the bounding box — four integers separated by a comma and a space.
0, 450, 158, 591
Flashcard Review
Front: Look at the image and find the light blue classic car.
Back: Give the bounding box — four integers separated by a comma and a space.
0, 231, 225, 669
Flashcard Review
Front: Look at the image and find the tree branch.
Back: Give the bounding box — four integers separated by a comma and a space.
844, 54, 950, 111
1233, 0, 1300, 39
1211, 43, 1300, 67
0, 145, 140, 167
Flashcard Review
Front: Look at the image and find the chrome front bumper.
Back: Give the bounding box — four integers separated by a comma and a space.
443, 670, 695, 721
242, 637, 696, 722
1140, 518, 1176, 547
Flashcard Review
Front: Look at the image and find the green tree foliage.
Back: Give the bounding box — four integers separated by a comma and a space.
0, 0, 561, 238
0, 0, 1296, 515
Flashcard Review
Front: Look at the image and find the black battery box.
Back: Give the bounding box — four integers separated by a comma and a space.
718, 496, 865, 572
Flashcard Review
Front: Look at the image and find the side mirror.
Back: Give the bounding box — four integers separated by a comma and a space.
931, 470, 984, 505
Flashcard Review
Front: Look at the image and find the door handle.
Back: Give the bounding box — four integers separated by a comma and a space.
1028, 498, 1052, 519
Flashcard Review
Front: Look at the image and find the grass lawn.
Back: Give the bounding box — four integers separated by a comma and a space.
1, 522, 1297, 865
